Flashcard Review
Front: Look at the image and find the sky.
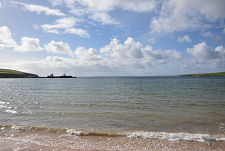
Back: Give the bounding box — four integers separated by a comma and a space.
0, 0, 225, 76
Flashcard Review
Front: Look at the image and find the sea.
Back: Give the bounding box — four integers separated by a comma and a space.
0, 77, 225, 150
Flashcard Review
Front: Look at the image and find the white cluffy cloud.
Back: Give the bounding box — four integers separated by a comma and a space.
45, 41, 73, 55
14, 37, 43, 52
0, 26, 42, 52
100, 37, 181, 65
11, 1, 66, 16
0, 1, 2, 7
0, 26, 17, 49
186, 42, 225, 70
151, 0, 225, 32
187, 42, 225, 60
177, 35, 191, 43
41, 17, 90, 38
75, 47, 101, 61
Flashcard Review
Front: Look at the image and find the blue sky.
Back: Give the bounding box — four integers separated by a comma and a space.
0, 0, 225, 76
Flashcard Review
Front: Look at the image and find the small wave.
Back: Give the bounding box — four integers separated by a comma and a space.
66, 130, 225, 142
66, 129, 82, 135
21, 110, 32, 115
0, 125, 225, 142
219, 123, 225, 126
0, 101, 8, 104
11, 124, 22, 130
218, 123, 225, 133
0, 101, 14, 114
0, 101, 11, 109
5, 109, 18, 114
0, 104, 12, 109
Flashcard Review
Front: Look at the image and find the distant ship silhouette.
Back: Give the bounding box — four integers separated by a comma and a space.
46, 73, 76, 78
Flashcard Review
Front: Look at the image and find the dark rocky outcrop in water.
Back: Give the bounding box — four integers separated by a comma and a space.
0, 69, 39, 78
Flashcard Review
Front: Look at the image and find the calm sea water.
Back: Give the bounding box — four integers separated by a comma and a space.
0, 77, 225, 134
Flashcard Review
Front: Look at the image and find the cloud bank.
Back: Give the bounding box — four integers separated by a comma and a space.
0, 29, 183, 76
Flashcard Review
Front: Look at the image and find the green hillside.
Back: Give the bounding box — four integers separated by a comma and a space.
180, 72, 225, 77
0, 69, 39, 78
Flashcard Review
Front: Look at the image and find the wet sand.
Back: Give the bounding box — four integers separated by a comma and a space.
0, 129, 225, 151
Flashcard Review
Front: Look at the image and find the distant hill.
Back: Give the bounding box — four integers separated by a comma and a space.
180, 72, 225, 77
0, 69, 39, 78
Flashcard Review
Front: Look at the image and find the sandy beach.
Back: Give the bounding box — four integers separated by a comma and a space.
0, 128, 225, 151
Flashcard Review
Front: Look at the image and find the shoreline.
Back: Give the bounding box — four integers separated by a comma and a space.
1, 124, 225, 142
1, 128, 225, 151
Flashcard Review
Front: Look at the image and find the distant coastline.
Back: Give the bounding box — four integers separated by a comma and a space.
0, 69, 39, 78
0, 69, 76, 78
1, 68, 224, 78
180, 72, 225, 77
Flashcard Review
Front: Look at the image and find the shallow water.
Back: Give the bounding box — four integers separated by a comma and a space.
0, 77, 225, 135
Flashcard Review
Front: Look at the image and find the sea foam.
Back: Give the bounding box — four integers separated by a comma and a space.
5, 109, 17, 114
1, 124, 225, 142
127, 131, 225, 142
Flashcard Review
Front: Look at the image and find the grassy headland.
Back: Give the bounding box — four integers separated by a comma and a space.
180, 72, 225, 77
0, 69, 39, 78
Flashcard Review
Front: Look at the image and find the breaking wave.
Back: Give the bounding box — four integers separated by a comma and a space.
1, 125, 225, 142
